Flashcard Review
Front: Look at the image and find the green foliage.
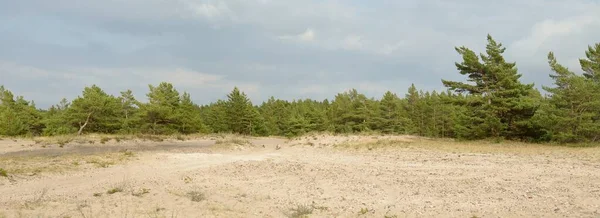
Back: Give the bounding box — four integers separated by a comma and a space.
441, 35, 539, 140
1, 36, 598, 144
533, 51, 600, 143
0, 86, 43, 136
580, 43, 600, 82
225, 87, 266, 136
0, 168, 7, 177
67, 85, 122, 135
42, 98, 76, 136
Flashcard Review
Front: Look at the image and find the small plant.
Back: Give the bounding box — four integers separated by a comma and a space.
100, 137, 111, 144
183, 176, 193, 184
93, 192, 103, 197
57, 137, 72, 147
358, 208, 369, 215
384, 215, 398, 218
186, 191, 206, 202
121, 149, 134, 157
88, 159, 113, 168
88, 140, 94, 144
176, 135, 186, 141
132, 188, 150, 197
215, 137, 250, 145
285, 204, 313, 218
0, 168, 8, 177
107, 187, 123, 194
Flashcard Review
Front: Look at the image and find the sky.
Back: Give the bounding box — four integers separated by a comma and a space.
1, 0, 600, 108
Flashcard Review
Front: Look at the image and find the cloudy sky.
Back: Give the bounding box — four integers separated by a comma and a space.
1, 0, 599, 108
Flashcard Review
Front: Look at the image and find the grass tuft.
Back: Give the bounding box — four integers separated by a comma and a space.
100, 137, 111, 144
186, 191, 206, 202
285, 204, 314, 218
0, 168, 7, 177
215, 137, 250, 146
132, 188, 150, 197
107, 187, 123, 194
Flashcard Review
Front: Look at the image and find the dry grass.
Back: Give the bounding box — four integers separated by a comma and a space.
284, 204, 314, 218
331, 137, 600, 160
334, 139, 413, 150
0, 150, 137, 176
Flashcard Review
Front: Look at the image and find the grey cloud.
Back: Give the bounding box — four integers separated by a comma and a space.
1, 0, 599, 108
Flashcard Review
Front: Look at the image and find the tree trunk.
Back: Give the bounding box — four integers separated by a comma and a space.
77, 112, 93, 135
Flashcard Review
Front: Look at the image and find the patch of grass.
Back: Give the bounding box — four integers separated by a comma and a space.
0, 168, 8, 177
93, 192, 103, 197
134, 134, 165, 142
56, 137, 73, 147
107, 187, 123, 194
100, 137, 111, 144
176, 135, 186, 141
132, 188, 150, 197
121, 149, 135, 157
215, 137, 250, 145
186, 191, 206, 202
358, 208, 369, 215
87, 159, 114, 168
183, 176, 193, 184
285, 204, 314, 218
335, 139, 412, 150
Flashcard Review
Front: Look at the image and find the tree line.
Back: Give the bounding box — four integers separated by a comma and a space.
1, 35, 599, 143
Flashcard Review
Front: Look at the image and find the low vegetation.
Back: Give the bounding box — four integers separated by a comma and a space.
106, 187, 123, 194
214, 137, 250, 146
0, 150, 137, 177
186, 191, 206, 202
285, 204, 314, 218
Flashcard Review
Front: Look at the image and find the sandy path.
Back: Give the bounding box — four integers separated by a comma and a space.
1, 137, 600, 218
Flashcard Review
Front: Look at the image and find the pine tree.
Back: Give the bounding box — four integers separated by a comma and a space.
138, 82, 181, 134
258, 97, 290, 135
43, 98, 76, 136
580, 43, 600, 82
200, 100, 229, 133
0, 86, 42, 136
534, 51, 600, 142
176, 92, 205, 134
405, 84, 421, 135
330, 89, 370, 133
118, 89, 139, 133
67, 85, 122, 135
379, 91, 412, 134
441, 35, 538, 139
225, 87, 264, 135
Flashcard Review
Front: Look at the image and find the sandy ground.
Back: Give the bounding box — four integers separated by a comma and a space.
1, 135, 600, 218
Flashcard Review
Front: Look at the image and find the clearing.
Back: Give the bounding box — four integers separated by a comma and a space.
0, 134, 599, 218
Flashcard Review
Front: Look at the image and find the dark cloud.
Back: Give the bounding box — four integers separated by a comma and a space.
1, 0, 599, 108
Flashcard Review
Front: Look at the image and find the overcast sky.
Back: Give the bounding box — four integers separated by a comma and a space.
1, 0, 599, 108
